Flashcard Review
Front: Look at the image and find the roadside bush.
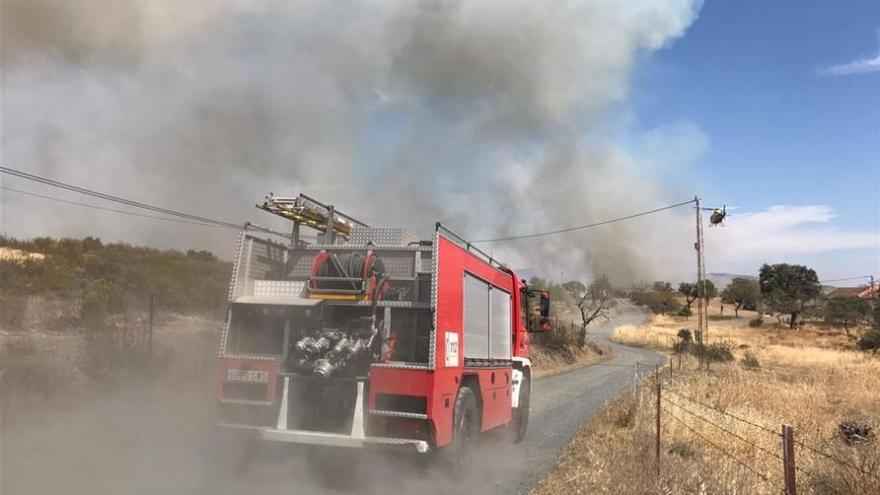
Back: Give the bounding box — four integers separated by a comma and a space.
695, 342, 735, 362
740, 351, 760, 370
677, 329, 692, 342
668, 441, 700, 460
677, 305, 692, 318
0, 236, 232, 316
748, 317, 763, 328
611, 398, 637, 429
532, 323, 578, 350
857, 330, 880, 354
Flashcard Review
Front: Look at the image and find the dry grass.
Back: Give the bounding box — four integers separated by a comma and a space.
532, 341, 610, 377
534, 303, 880, 495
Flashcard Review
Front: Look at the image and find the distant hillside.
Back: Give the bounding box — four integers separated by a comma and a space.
706, 272, 757, 289
0, 236, 232, 316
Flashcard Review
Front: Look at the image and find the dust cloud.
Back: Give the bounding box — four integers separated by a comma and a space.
1, 0, 704, 285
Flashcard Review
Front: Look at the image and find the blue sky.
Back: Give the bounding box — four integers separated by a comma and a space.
632, 0, 879, 280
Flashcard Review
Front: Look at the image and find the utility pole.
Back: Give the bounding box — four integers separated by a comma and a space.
694, 196, 708, 369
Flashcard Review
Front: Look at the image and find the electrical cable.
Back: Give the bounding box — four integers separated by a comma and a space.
1, 186, 239, 230
471, 198, 698, 243
1, 167, 290, 238
1, 166, 243, 229
818, 276, 874, 284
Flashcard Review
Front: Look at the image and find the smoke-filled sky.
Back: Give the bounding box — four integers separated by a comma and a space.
1, 0, 877, 284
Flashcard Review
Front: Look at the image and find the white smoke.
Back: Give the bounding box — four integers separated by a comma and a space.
1, 0, 705, 284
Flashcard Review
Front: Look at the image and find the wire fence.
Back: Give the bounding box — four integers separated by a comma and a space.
634, 362, 880, 495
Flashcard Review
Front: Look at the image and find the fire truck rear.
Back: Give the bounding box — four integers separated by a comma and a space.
215, 194, 550, 462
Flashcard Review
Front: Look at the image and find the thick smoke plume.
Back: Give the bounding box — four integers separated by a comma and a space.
1, 0, 704, 284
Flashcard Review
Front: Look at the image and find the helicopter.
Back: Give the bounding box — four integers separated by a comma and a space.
701, 204, 735, 226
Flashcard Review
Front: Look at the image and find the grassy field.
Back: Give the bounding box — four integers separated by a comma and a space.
533, 301, 880, 495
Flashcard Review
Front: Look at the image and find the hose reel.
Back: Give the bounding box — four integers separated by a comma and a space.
309, 251, 389, 300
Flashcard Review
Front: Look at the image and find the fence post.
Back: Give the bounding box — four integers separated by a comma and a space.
655, 364, 661, 475
0, 370, 6, 495
148, 293, 154, 363
632, 362, 639, 403
782, 424, 797, 495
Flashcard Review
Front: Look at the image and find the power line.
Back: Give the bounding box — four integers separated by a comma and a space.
1, 166, 243, 229
471, 198, 697, 243
1, 186, 239, 230
819, 275, 874, 284
0, 166, 290, 238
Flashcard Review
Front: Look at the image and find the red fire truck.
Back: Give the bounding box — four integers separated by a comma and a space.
216, 194, 550, 463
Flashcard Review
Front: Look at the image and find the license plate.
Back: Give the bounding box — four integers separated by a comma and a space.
226, 369, 269, 383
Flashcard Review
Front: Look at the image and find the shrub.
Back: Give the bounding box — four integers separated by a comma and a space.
677, 329, 693, 342
677, 305, 692, 318
612, 399, 637, 429
857, 330, 880, 353
748, 317, 763, 328
695, 342, 735, 362
740, 351, 760, 370
668, 441, 700, 460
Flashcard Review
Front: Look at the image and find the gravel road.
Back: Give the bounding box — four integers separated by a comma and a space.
500, 301, 663, 494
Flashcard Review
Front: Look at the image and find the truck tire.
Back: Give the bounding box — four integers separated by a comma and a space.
443, 386, 480, 470
512, 371, 530, 443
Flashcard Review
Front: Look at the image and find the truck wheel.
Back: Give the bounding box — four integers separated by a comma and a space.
443, 386, 480, 470
512, 372, 530, 443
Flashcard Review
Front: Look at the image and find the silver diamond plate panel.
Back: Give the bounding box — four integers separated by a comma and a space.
219, 398, 275, 407
418, 252, 433, 273
286, 251, 314, 278
218, 309, 233, 358
222, 353, 279, 362
231, 235, 286, 298
348, 228, 420, 247
371, 363, 431, 370
377, 251, 416, 278
369, 410, 428, 420
227, 230, 247, 302
428, 230, 439, 370
253, 280, 308, 298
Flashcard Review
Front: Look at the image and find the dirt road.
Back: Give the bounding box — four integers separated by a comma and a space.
4, 303, 660, 495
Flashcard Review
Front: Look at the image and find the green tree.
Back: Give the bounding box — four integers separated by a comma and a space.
679, 280, 717, 310
824, 297, 871, 336
653, 281, 674, 293
759, 263, 821, 329
721, 278, 760, 317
